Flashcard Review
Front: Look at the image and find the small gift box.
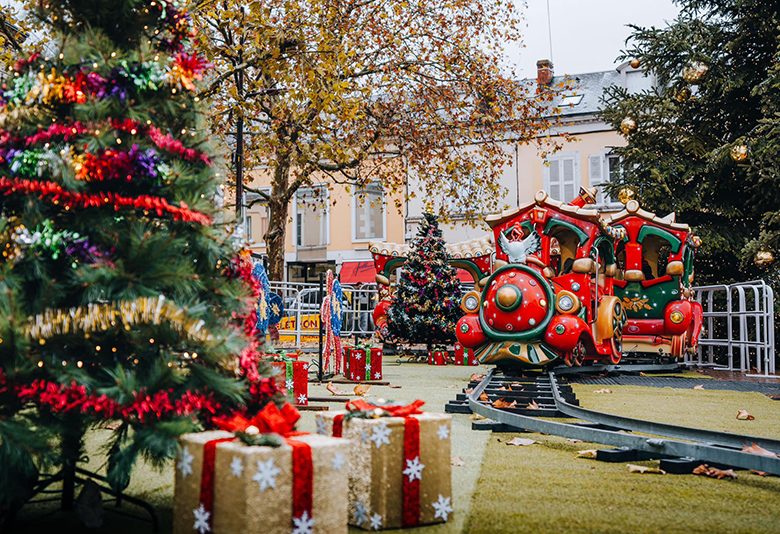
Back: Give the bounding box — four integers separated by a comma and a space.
315, 400, 453, 530
271, 359, 309, 405
427, 350, 447, 366
173, 403, 350, 534
453, 343, 478, 366
344, 345, 383, 381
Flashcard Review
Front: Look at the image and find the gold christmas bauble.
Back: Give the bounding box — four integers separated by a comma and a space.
675, 86, 691, 102
629, 58, 641, 69
682, 61, 709, 83
754, 250, 774, 267
617, 187, 636, 205
730, 144, 748, 162
620, 117, 637, 135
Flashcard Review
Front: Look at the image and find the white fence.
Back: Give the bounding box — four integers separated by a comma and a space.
690, 280, 776, 376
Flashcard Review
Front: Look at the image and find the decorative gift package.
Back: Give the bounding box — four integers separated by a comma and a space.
173, 403, 349, 534
344, 345, 383, 381
315, 400, 453, 530
453, 343, 478, 366
427, 350, 447, 366
270, 358, 309, 405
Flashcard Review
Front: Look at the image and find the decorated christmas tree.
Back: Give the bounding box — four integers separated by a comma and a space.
386, 213, 463, 346
600, 0, 780, 284
0, 0, 275, 517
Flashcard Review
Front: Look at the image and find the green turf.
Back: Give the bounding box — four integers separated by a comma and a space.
465, 384, 780, 534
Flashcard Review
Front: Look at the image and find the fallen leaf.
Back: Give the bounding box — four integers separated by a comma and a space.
693, 384, 705, 390
506, 437, 536, 446
469, 413, 485, 421
353, 384, 371, 397
742, 443, 779, 458
492, 398, 517, 409
751, 470, 768, 477
326, 382, 349, 396
577, 449, 598, 459
736, 409, 755, 420
628, 464, 666, 475
479, 392, 489, 402
451, 456, 465, 467
527, 400, 540, 410
566, 438, 583, 443
388, 384, 402, 389
510, 383, 524, 390
496, 386, 509, 391
639, 372, 648, 377
470, 373, 485, 382
594, 388, 613, 394
464, 388, 474, 395
693, 464, 737, 480
768, 394, 780, 401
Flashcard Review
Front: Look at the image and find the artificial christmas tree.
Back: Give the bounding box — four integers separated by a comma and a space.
0, 0, 275, 521
601, 0, 780, 285
386, 213, 463, 347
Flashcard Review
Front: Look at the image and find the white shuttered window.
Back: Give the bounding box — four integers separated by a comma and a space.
545, 154, 579, 202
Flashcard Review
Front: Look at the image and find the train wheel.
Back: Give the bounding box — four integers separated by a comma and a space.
609, 301, 626, 364
571, 338, 586, 367
670, 332, 687, 358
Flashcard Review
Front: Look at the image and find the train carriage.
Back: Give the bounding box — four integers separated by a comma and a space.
604, 200, 704, 359
456, 188, 628, 367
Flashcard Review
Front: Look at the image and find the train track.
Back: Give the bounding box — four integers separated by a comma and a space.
467, 368, 780, 475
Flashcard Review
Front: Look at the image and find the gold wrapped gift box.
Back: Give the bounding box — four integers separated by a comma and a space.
315, 411, 453, 530
173, 430, 350, 534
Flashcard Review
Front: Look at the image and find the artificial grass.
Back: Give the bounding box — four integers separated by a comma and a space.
465, 384, 780, 534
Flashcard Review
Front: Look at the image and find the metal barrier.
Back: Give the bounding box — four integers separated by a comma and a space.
690, 280, 776, 376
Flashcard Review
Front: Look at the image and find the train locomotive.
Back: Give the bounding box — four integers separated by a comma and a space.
455, 188, 628, 367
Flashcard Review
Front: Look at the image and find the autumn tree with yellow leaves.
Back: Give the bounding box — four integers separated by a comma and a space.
194, 0, 566, 278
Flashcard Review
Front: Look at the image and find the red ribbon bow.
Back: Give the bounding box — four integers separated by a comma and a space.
198, 403, 312, 529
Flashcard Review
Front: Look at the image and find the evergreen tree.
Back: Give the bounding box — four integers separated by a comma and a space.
386, 213, 463, 346
0, 0, 275, 515
601, 0, 780, 284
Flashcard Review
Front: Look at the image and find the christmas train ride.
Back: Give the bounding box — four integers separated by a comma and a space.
369, 188, 703, 368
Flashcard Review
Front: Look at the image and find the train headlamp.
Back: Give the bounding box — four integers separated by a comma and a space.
461, 291, 481, 314
555, 290, 580, 315
669, 310, 685, 324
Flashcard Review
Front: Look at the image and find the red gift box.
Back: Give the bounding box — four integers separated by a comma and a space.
270, 359, 309, 405
453, 343, 479, 366
345, 346, 383, 381
428, 350, 447, 366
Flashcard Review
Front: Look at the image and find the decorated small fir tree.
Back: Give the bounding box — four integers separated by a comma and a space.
0, 0, 275, 517
386, 213, 463, 346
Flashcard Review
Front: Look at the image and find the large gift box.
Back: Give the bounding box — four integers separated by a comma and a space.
344, 345, 383, 381
174, 403, 350, 534
453, 343, 478, 366
315, 400, 452, 530
270, 359, 309, 405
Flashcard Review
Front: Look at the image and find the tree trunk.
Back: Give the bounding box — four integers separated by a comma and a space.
265, 156, 292, 281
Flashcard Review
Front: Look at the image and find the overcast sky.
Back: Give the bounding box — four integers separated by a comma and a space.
508, 0, 682, 79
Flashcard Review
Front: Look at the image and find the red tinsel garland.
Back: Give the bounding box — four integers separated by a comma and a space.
0, 176, 212, 224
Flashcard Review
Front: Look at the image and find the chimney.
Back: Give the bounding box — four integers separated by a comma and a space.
537, 59, 554, 86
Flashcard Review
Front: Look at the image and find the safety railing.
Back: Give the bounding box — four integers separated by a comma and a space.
690, 280, 776, 376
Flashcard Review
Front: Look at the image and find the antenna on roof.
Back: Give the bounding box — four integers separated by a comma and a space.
546, 0, 554, 63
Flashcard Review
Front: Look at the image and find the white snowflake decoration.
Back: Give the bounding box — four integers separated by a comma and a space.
353, 502, 368, 525
403, 456, 425, 482
374, 372, 382, 380
285, 378, 295, 391
252, 458, 281, 491
369, 421, 392, 448
230, 456, 244, 478
178, 446, 194, 478
370, 512, 383, 530
315, 417, 328, 436
437, 424, 450, 440
332, 452, 346, 470
193, 503, 211, 534
297, 393, 308, 404
365, 362, 372, 372
354, 352, 363, 360
432, 495, 453, 521
291, 510, 315, 534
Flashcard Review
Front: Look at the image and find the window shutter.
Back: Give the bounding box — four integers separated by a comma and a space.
589, 154, 604, 204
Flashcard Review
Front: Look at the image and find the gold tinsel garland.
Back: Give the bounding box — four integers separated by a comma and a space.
26, 295, 215, 344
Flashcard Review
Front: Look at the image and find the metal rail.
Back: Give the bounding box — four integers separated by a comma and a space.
547, 372, 780, 454
467, 369, 780, 475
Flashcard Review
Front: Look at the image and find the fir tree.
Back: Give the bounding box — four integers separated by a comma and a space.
601, 0, 780, 285
0, 0, 274, 516
386, 213, 463, 346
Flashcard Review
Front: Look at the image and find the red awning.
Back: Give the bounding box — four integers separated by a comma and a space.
456, 268, 474, 283
339, 261, 376, 284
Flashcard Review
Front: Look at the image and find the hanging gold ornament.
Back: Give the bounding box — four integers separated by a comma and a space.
617, 187, 636, 205
682, 61, 709, 83
674, 86, 692, 102
620, 117, 637, 135
754, 250, 774, 267
730, 144, 748, 162
629, 58, 641, 69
